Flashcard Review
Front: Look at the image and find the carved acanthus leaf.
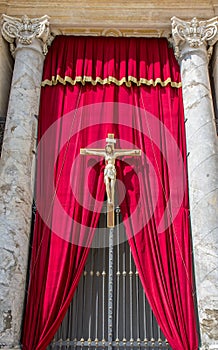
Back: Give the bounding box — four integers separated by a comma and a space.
1, 14, 51, 56
171, 16, 218, 60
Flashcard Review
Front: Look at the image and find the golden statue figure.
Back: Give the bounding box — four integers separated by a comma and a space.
80, 134, 141, 227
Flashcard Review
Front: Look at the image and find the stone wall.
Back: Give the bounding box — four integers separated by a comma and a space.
0, 36, 13, 155
211, 43, 218, 132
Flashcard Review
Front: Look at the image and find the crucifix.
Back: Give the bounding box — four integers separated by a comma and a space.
80, 134, 141, 227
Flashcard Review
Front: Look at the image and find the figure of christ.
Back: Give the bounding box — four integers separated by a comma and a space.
80, 143, 141, 207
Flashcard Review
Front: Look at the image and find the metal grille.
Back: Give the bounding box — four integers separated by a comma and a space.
48, 209, 171, 350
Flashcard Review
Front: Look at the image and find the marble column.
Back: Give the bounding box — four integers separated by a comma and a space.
0, 15, 50, 349
171, 17, 218, 350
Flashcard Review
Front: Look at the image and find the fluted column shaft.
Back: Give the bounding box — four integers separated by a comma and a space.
0, 15, 50, 349
171, 17, 218, 350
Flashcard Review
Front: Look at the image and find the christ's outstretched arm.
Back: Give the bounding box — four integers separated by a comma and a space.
114, 149, 141, 158
80, 148, 106, 157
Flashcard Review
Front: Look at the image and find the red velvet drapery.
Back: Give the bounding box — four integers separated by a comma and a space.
22, 36, 198, 350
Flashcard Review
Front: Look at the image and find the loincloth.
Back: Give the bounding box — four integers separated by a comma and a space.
104, 164, 116, 181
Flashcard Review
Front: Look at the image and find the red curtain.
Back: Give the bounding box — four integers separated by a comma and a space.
22, 36, 198, 350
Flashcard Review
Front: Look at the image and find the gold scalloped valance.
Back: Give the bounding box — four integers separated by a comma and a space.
42, 75, 182, 88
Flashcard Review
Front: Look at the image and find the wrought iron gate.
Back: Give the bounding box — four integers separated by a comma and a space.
47, 208, 171, 350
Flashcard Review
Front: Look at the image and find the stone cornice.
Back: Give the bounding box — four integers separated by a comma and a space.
53, 26, 171, 38
1, 14, 52, 57
171, 16, 218, 61
1, 0, 216, 39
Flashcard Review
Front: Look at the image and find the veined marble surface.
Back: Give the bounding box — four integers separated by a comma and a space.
172, 17, 218, 350
0, 19, 48, 346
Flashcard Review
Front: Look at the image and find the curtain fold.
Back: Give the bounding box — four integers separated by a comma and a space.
22, 36, 198, 350
22, 90, 106, 349
41, 36, 181, 88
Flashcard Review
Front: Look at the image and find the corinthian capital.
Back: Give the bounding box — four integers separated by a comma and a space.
171, 16, 218, 60
1, 14, 51, 56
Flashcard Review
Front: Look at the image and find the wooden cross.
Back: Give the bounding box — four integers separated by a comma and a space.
80, 134, 141, 227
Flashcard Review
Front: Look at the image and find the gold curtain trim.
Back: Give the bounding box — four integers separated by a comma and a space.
41, 75, 182, 88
